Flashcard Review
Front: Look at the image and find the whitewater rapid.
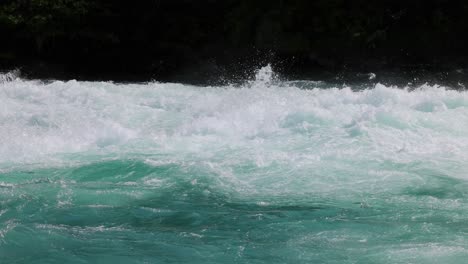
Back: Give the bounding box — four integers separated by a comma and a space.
1, 67, 468, 263
2, 68, 468, 174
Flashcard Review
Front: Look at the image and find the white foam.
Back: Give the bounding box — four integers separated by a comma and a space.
2, 69, 468, 199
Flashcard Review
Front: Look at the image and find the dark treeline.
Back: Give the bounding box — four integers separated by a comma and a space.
1, 0, 468, 82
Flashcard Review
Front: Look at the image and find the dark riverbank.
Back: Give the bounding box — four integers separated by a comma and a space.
1, 0, 468, 84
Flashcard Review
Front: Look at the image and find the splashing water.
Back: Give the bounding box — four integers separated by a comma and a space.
252, 63, 276, 86
1, 68, 468, 263
0, 69, 20, 83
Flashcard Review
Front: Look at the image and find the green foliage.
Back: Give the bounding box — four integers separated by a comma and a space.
0, 0, 91, 52
0, 0, 468, 78
1, 0, 89, 29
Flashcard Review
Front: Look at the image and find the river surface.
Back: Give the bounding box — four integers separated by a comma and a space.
1, 67, 468, 263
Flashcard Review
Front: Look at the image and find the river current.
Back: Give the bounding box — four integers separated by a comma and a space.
1, 67, 468, 263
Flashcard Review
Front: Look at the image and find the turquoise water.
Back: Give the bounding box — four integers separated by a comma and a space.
1, 68, 468, 263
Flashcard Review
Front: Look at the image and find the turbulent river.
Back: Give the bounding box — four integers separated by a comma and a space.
1, 67, 468, 263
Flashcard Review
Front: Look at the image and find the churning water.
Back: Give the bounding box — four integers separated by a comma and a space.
1, 67, 468, 263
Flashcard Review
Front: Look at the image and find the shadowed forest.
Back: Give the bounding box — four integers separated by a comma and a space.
1, 0, 468, 82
